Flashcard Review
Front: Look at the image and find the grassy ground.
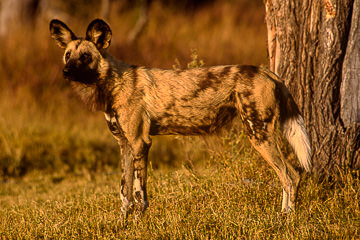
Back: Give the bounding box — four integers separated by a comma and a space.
1, 145, 359, 239
0, 0, 359, 239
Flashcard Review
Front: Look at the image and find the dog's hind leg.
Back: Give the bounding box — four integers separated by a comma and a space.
248, 136, 300, 212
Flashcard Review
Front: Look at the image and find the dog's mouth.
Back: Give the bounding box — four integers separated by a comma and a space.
62, 67, 98, 84
62, 67, 73, 79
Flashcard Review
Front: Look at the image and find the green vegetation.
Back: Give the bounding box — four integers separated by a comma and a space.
0, 0, 359, 239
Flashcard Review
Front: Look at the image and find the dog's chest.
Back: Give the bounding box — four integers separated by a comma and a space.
104, 112, 124, 141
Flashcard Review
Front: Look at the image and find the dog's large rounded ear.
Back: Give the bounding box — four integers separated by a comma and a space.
86, 19, 112, 50
49, 19, 77, 48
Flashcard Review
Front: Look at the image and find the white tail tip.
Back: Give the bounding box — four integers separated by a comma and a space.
283, 116, 312, 172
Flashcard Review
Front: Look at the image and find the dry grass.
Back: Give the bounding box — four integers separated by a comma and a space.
1, 147, 359, 239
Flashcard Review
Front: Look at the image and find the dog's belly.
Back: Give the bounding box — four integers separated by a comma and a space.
149, 105, 237, 136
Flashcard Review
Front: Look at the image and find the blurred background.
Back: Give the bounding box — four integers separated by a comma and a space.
0, 0, 267, 178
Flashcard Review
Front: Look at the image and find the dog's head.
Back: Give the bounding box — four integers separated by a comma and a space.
50, 19, 112, 84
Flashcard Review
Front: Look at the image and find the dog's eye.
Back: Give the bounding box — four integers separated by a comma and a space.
81, 53, 92, 63
65, 51, 71, 62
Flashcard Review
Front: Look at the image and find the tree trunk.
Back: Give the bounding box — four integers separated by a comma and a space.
264, 0, 360, 179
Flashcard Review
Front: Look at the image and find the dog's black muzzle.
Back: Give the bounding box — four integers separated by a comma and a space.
63, 67, 72, 78
62, 62, 99, 84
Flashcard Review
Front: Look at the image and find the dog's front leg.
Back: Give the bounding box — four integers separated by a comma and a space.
119, 142, 135, 217
132, 139, 151, 214
118, 109, 152, 215
120, 138, 150, 216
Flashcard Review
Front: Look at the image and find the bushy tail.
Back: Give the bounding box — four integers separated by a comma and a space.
283, 115, 312, 172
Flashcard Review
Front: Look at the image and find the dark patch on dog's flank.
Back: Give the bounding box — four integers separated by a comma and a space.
150, 124, 210, 135
206, 71, 217, 82
190, 72, 221, 98
219, 66, 232, 79
238, 65, 259, 78
237, 65, 258, 88
212, 106, 238, 130
150, 105, 238, 136
199, 77, 214, 90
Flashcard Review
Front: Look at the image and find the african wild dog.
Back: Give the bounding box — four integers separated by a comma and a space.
50, 19, 312, 215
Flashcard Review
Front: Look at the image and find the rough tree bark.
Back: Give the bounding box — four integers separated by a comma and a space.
264, 0, 360, 179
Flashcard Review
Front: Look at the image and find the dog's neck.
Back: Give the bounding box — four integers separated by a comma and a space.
70, 54, 132, 113
70, 81, 104, 112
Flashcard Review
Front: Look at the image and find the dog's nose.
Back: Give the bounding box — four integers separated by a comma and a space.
63, 67, 71, 77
